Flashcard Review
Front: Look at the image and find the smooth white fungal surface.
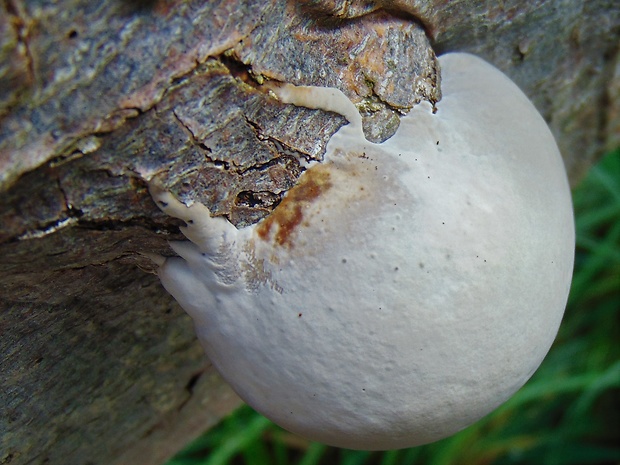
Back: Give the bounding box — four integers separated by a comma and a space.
151, 53, 575, 450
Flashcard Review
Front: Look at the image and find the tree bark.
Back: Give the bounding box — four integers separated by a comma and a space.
0, 1, 618, 464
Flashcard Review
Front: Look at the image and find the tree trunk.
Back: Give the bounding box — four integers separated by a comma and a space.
1, 1, 618, 464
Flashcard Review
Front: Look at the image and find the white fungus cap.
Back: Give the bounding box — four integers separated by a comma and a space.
150, 53, 575, 450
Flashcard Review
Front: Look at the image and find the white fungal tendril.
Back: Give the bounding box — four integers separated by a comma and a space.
267, 82, 364, 132
148, 53, 574, 450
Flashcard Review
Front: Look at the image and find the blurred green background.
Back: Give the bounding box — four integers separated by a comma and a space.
166, 148, 620, 465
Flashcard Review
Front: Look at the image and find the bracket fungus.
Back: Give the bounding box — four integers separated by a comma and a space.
149, 53, 575, 450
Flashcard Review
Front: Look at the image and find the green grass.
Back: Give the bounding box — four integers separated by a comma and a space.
167, 148, 620, 465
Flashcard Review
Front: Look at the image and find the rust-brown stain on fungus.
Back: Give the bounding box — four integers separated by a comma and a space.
257, 164, 332, 248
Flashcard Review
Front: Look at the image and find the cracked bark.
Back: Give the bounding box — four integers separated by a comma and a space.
0, 1, 618, 465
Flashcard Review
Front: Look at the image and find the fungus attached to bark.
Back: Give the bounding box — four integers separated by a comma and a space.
149, 53, 575, 449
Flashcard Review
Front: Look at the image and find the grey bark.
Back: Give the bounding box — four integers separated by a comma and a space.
1, 1, 618, 464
